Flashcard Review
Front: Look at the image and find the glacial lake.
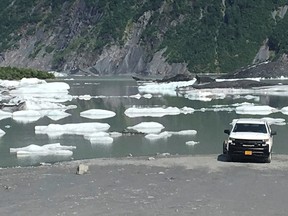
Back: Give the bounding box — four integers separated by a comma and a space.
1, 76, 288, 167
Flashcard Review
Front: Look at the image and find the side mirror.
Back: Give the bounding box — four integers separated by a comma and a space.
224, 129, 230, 135
271, 131, 277, 136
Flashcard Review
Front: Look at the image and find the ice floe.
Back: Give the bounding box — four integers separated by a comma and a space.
10, 143, 76, 157
80, 109, 116, 119
145, 131, 172, 140
10, 81, 71, 103
235, 105, 278, 115
183, 84, 288, 102
127, 122, 164, 134
84, 132, 114, 144
0, 78, 75, 123
44, 110, 71, 121
12, 110, 42, 123
124, 106, 194, 118
89, 136, 114, 145
0, 110, 12, 120
138, 79, 196, 96
0, 128, 5, 137
35, 122, 110, 138
261, 117, 286, 126
78, 95, 92, 100
185, 141, 199, 146
280, 106, 288, 115
168, 130, 197, 136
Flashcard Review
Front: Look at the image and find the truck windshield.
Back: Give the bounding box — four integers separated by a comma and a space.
233, 123, 267, 133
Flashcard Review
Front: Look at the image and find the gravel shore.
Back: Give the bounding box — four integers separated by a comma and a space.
1, 154, 288, 216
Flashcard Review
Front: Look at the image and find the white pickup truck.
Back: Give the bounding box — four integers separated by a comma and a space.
223, 118, 276, 163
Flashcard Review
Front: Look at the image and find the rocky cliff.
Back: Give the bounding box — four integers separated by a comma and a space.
0, 0, 288, 76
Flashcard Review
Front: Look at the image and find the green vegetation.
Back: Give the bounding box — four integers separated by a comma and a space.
1, 0, 288, 74
0, 67, 54, 80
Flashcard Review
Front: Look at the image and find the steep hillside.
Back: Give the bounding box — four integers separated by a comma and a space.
0, 0, 288, 76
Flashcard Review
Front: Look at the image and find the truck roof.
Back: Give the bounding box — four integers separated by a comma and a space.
234, 118, 267, 125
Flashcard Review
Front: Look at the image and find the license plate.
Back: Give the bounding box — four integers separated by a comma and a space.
245, 151, 252, 156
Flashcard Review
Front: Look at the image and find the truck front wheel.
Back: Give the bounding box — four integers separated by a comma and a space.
264, 153, 272, 163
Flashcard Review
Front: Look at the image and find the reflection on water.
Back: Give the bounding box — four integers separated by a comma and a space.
1, 77, 288, 167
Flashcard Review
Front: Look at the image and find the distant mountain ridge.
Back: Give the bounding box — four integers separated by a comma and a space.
0, 0, 288, 76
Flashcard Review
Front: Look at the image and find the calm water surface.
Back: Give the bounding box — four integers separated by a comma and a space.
1, 77, 288, 167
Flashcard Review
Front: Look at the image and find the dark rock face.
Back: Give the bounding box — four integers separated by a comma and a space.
219, 55, 288, 79
192, 80, 274, 89
195, 75, 215, 84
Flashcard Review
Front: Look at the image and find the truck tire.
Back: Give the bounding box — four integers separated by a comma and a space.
264, 153, 272, 163
223, 141, 227, 154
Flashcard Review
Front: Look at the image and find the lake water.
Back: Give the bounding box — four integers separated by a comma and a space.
1, 76, 288, 167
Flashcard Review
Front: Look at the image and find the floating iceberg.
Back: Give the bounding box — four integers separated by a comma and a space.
80, 109, 116, 119
0, 128, 5, 137
138, 79, 196, 96
127, 122, 165, 134
261, 117, 286, 125
185, 141, 199, 146
44, 110, 71, 121
10, 143, 76, 157
89, 136, 114, 145
280, 106, 288, 115
168, 130, 197, 136
125, 107, 181, 118
78, 95, 92, 100
145, 131, 172, 140
235, 105, 278, 115
35, 122, 110, 138
10, 81, 72, 103
0, 110, 12, 120
12, 110, 42, 123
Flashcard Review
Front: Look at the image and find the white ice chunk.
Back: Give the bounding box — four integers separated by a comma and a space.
261, 117, 286, 125
235, 105, 278, 115
12, 110, 42, 123
0, 110, 12, 120
10, 143, 75, 157
0, 128, 5, 137
84, 131, 113, 144
138, 79, 196, 96
10, 82, 72, 103
180, 107, 195, 114
25, 100, 70, 111
90, 136, 114, 145
280, 106, 288, 115
127, 122, 164, 134
125, 107, 181, 118
129, 93, 141, 99
78, 95, 92, 100
145, 131, 172, 140
80, 109, 116, 119
35, 122, 110, 137
84, 131, 110, 139
168, 130, 197, 136
48, 71, 68, 77
143, 94, 152, 99
186, 141, 199, 146
109, 132, 122, 138
44, 110, 71, 121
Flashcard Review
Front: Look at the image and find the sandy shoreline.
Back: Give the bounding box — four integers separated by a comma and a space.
1, 154, 288, 215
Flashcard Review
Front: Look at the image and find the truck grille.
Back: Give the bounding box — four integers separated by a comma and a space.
234, 139, 264, 146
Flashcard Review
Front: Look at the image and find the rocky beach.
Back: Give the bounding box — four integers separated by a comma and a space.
1, 155, 288, 216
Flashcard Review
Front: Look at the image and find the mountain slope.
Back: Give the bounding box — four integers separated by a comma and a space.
0, 0, 288, 76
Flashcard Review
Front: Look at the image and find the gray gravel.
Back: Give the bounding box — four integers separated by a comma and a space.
1, 155, 288, 216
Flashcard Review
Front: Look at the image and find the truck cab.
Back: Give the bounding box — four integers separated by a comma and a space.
223, 118, 276, 163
